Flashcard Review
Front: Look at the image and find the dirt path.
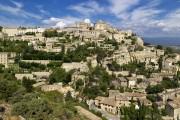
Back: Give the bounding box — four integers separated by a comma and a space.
75, 106, 102, 120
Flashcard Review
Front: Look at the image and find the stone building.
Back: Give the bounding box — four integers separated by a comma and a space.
61, 62, 89, 72
0, 52, 16, 68
94, 90, 148, 115
2, 27, 45, 37
0, 52, 8, 68
2, 28, 19, 36
21, 60, 51, 65
41, 83, 76, 97
158, 88, 180, 103
95, 20, 110, 31
166, 98, 180, 120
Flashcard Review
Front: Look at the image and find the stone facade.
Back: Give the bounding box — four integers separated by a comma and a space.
0, 52, 16, 68
61, 62, 89, 72
166, 98, 180, 120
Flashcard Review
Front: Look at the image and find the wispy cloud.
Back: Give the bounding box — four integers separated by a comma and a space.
11, 0, 23, 8
120, 0, 163, 28
68, 1, 105, 17
36, 5, 50, 15
107, 0, 177, 36
107, 0, 140, 19
42, 16, 82, 28
0, 1, 42, 19
0, 15, 36, 27
157, 9, 180, 32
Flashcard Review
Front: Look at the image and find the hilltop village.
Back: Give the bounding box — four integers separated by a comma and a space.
0, 20, 180, 120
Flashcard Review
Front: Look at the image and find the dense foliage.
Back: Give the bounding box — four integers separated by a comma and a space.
82, 66, 113, 98
146, 85, 164, 94
120, 61, 153, 77
107, 61, 121, 71
0, 40, 28, 53
22, 46, 64, 60
19, 61, 46, 71
0, 71, 85, 120
43, 30, 66, 38
121, 103, 162, 120
49, 68, 72, 84
0, 26, 2, 32
25, 32, 35, 36
146, 77, 179, 94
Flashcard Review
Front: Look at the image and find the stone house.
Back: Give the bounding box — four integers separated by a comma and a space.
94, 96, 106, 108
100, 97, 118, 114
113, 33, 126, 43
94, 90, 147, 115
146, 77, 163, 86
86, 55, 98, 68
166, 98, 180, 120
15, 73, 34, 80
0, 32, 3, 39
15, 71, 51, 82
95, 20, 110, 31
61, 62, 89, 72
126, 77, 137, 88
41, 83, 76, 97
21, 60, 51, 65
2, 28, 19, 36
0, 52, 16, 68
111, 77, 128, 88
158, 88, 180, 103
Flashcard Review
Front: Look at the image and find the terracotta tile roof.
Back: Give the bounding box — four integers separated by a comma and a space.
100, 97, 117, 107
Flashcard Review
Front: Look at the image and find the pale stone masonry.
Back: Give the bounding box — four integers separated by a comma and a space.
2, 27, 45, 37
166, 98, 180, 120
61, 62, 89, 72
94, 90, 148, 115
0, 52, 8, 67
0, 52, 16, 68
41, 83, 76, 97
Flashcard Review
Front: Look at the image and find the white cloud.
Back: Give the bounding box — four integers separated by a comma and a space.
40, 9, 48, 14
11, 0, 23, 8
107, 0, 168, 36
108, 0, 140, 19
0, 1, 42, 19
36, 5, 50, 15
84, 19, 91, 24
0, 16, 35, 27
68, 1, 105, 16
157, 9, 180, 32
42, 16, 82, 28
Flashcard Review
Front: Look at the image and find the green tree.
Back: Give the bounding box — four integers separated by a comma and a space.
43, 29, 58, 37
145, 85, 164, 94
165, 47, 173, 54
12, 98, 52, 120
0, 26, 2, 32
0, 80, 19, 101
65, 91, 73, 102
47, 61, 62, 69
25, 32, 35, 36
161, 77, 179, 89
0, 64, 5, 73
49, 68, 67, 84
22, 77, 35, 92
121, 103, 146, 120
158, 56, 163, 71
121, 103, 162, 120
156, 45, 163, 50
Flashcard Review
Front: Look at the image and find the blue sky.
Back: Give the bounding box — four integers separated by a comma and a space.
0, 0, 180, 37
